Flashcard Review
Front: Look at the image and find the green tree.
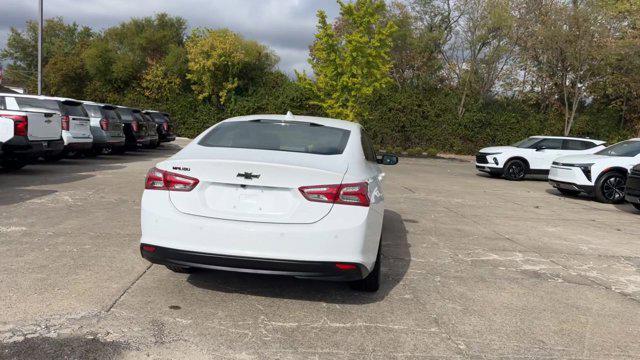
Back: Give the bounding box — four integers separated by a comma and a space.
185, 28, 278, 106
299, 0, 396, 121
0, 18, 93, 93
82, 13, 186, 97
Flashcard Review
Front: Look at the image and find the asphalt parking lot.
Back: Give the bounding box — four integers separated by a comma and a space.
1, 138, 639, 359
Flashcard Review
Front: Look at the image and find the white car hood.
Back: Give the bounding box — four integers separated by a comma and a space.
553, 154, 611, 164
479, 146, 515, 153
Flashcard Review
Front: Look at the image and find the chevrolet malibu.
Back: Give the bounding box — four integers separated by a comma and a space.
140, 113, 398, 291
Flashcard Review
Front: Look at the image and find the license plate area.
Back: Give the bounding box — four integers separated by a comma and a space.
203, 183, 294, 216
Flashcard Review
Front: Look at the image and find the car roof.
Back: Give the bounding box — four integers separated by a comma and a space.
0, 92, 57, 101
529, 135, 605, 144
221, 113, 361, 131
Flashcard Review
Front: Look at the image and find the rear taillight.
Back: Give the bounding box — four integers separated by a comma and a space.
162, 121, 169, 132
299, 182, 370, 207
99, 118, 109, 131
61, 115, 70, 131
145, 167, 199, 192
132, 120, 139, 133
0, 114, 28, 137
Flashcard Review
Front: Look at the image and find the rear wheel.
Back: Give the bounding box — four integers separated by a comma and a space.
165, 264, 194, 274
350, 245, 380, 292
558, 188, 581, 196
595, 172, 626, 203
632, 203, 640, 211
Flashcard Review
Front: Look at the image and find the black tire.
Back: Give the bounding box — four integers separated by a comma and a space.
558, 188, 581, 196
503, 159, 527, 181
165, 264, 194, 274
632, 203, 640, 211
594, 172, 626, 204
350, 245, 381, 292
1, 158, 27, 170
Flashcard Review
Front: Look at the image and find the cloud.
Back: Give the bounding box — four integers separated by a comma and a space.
0, 0, 340, 74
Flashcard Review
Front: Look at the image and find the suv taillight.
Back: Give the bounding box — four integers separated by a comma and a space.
145, 167, 199, 192
299, 182, 370, 207
61, 115, 70, 131
132, 120, 139, 133
0, 114, 28, 137
100, 118, 109, 131
162, 121, 169, 132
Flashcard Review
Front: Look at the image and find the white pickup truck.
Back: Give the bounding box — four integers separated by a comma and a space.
0, 97, 64, 170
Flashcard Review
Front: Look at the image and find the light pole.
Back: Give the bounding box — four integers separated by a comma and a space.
37, 0, 43, 95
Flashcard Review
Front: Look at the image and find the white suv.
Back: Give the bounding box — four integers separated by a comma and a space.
476, 136, 606, 180
549, 139, 640, 203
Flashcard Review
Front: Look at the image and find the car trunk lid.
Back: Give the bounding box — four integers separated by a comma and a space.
165, 148, 347, 224
60, 100, 91, 139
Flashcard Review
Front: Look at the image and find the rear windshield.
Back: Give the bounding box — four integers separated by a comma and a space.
116, 108, 134, 121
596, 140, 640, 157
149, 113, 167, 122
132, 111, 145, 123
83, 104, 103, 118
15, 97, 60, 113
60, 101, 88, 117
104, 108, 121, 122
199, 120, 351, 155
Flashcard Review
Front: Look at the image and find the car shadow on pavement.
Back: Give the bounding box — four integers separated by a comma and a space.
544, 188, 595, 202
0, 145, 181, 205
186, 209, 410, 304
613, 202, 640, 214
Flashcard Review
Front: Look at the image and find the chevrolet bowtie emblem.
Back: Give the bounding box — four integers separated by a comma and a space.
237, 172, 260, 180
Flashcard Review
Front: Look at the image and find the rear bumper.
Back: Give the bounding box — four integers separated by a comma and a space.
1, 137, 64, 157
140, 191, 383, 273
65, 141, 93, 151
94, 137, 126, 149
140, 244, 366, 280
160, 133, 176, 142
136, 137, 152, 146
62, 132, 93, 148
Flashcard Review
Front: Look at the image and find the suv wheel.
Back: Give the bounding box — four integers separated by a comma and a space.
350, 244, 381, 292
504, 159, 527, 181
595, 172, 626, 203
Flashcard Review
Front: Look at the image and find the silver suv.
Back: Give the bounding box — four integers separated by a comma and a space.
82, 102, 126, 155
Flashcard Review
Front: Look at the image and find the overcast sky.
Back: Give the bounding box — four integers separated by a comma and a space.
0, 0, 341, 74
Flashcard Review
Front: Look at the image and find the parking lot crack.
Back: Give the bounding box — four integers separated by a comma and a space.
105, 264, 152, 313
441, 205, 640, 306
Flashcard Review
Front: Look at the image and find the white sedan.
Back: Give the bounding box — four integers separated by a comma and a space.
140, 113, 398, 291
475, 136, 606, 180
549, 139, 640, 203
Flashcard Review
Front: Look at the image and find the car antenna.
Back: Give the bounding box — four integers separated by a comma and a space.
285, 111, 295, 120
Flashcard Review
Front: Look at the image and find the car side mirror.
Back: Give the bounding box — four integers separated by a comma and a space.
535, 146, 546, 152
377, 154, 398, 165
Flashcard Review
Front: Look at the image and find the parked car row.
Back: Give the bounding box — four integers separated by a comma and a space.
476, 135, 640, 209
0, 92, 176, 170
